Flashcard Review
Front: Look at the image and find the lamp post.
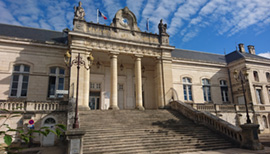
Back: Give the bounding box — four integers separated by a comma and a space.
233, 69, 251, 124
64, 51, 93, 128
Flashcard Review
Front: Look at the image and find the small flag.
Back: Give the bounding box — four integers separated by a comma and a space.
99, 10, 107, 20
146, 18, 149, 31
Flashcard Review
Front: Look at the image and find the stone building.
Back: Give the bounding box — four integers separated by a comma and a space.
0, 4, 270, 146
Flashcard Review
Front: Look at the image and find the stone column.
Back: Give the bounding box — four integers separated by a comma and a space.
155, 59, 164, 108
135, 55, 145, 110
109, 53, 119, 110
83, 61, 90, 110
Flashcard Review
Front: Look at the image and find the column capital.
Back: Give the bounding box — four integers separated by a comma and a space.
109, 51, 119, 56
134, 54, 143, 58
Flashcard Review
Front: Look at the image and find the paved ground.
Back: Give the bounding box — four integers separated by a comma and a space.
182, 147, 270, 154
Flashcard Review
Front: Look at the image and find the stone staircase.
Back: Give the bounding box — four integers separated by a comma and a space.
80, 109, 234, 154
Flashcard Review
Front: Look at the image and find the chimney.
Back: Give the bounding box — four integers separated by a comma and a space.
248, 45, 255, 54
238, 43, 245, 53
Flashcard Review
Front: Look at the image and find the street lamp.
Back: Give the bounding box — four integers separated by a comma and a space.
233, 69, 251, 124
64, 51, 94, 128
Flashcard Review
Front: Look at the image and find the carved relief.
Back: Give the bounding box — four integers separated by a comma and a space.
82, 39, 161, 57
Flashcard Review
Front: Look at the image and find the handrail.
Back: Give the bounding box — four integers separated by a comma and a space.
170, 100, 242, 144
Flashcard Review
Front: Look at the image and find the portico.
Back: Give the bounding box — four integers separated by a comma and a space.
68, 6, 174, 110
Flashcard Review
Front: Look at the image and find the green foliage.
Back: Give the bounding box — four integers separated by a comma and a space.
0, 108, 66, 148
4, 135, 12, 146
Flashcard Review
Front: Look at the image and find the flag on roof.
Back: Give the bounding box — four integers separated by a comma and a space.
98, 10, 107, 20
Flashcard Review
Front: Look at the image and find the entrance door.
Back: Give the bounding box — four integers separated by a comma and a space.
89, 92, 100, 110
118, 84, 124, 109
42, 118, 56, 146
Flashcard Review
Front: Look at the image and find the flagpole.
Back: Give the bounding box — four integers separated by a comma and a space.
97, 9, 99, 23
147, 18, 149, 31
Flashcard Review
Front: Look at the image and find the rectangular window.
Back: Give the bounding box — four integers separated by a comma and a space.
48, 76, 56, 98
221, 87, 228, 102
183, 85, 192, 101
203, 86, 211, 102
183, 85, 187, 101
21, 75, 29, 96
48, 67, 65, 98
256, 89, 263, 104
10, 64, 30, 97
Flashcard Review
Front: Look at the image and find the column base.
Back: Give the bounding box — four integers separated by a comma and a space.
109, 105, 119, 110
136, 106, 145, 110
78, 105, 90, 111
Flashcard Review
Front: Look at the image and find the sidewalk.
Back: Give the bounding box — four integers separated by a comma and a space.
182, 147, 270, 154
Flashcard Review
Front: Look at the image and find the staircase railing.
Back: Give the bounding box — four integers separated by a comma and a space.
170, 100, 243, 145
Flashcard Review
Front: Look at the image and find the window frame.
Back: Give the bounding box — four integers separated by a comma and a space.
253, 71, 259, 82
220, 80, 229, 102
266, 72, 270, 82
202, 78, 212, 102
47, 67, 65, 99
255, 88, 263, 104
182, 77, 193, 102
9, 64, 30, 98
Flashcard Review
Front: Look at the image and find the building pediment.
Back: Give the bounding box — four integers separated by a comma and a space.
111, 7, 140, 32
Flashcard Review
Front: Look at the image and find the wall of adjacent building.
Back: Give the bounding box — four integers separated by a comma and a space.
0, 41, 68, 101
171, 60, 231, 104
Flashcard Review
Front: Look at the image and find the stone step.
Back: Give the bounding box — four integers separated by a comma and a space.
80, 109, 234, 153
84, 137, 229, 147
83, 128, 210, 135
83, 142, 233, 154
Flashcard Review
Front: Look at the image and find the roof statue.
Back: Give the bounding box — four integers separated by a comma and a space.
74, 1, 85, 21
158, 19, 168, 35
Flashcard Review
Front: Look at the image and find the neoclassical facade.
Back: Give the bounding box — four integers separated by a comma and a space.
0, 4, 270, 139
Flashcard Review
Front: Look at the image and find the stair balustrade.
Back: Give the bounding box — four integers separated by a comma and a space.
170, 100, 243, 145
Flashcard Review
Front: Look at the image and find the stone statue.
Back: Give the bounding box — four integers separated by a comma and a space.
158, 19, 167, 35
74, 1, 85, 20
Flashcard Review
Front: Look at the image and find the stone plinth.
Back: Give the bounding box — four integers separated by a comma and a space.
66, 129, 86, 154
240, 123, 264, 150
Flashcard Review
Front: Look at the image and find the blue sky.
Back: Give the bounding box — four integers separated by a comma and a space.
0, 0, 270, 58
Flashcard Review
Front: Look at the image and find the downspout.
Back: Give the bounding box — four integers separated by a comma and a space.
161, 50, 166, 108
228, 68, 234, 104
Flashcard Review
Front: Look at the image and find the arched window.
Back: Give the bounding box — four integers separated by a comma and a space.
202, 79, 211, 102
10, 64, 30, 97
183, 77, 192, 101
266, 72, 270, 82
220, 80, 229, 102
262, 116, 268, 129
253, 71, 259, 82
44, 118, 56, 124
48, 67, 65, 98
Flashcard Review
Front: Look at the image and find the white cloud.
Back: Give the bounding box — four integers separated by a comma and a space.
126, 0, 144, 19
258, 52, 270, 59
167, 0, 207, 35
102, 0, 122, 20
140, 0, 182, 32
0, 1, 21, 25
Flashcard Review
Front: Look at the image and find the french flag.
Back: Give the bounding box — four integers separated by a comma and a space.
99, 10, 107, 20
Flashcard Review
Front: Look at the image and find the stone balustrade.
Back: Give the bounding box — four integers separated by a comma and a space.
190, 103, 256, 113
170, 101, 243, 144
0, 101, 68, 112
